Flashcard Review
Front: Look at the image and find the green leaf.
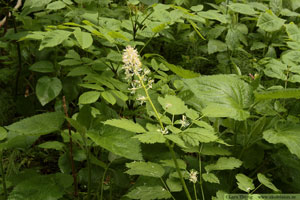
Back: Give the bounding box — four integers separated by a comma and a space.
286, 22, 300, 42
38, 141, 65, 151
101, 91, 116, 105
159, 59, 200, 78
181, 128, 218, 146
78, 91, 100, 104
257, 10, 285, 32
73, 28, 93, 49
5, 112, 64, 136
0, 127, 7, 141
8, 173, 73, 200
105, 119, 146, 133
87, 126, 143, 160
126, 161, 165, 178
166, 177, 182, 192
46, 1, 66, 10
228, 3, 257, 15
205, 157, 242, 172
183, 75, 253, 121
36, 76, 62, 106
158, 95, 188, 115
235, 173, 255, 193
133, 132, 166, 144
263, 58, 287, 80
202, 173, 220, 184
29, 61, 54, 73
255, 89, 300, 101
257, 173, 280, 192
263, 122, 300, 159
208, 39, 227, 54
126, 186, 171, 200
160, 159, 186, 169
39, 30, 71, 50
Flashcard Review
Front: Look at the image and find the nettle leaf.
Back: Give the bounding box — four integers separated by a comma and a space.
87, 126, 143, 160
36, 76, 62, 106
5, 112, 64, 136
158, 95, 188, 115
286, 22, 300, 42
257, 10, 285, 32
105, 119, 146, 133
39, 30, 71, 50
8, 173, 72, 200
38, 141, 65, 151
73, 28, 93, 49
126, 161, 165, 178
29, 61, 54, 73
257, 173, 280, 192
205, 157, 242, 172
78, 91, 100, 104
133, 132, 166, 144
184, 75, 253, 121
235, 173, 255, 193
255, 89, 300, 101
126, 186, 171, 200
202, 173, 220, 184
228, 3, 257, 15
263, 122, 300, 159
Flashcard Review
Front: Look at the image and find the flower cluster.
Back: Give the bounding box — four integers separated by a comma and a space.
122, 46, 154, 95
188, 170, 198, 183
179, 115, 190, 128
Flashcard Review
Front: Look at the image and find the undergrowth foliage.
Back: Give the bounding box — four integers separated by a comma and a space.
1, 0, 300, 199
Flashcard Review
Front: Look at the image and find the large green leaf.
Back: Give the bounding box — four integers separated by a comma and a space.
8, 173, 73, 200
255, 89, 300, 101
29, 61, 54, 73
36, 76, 62, 106
257, 10, 285, 32
133, 132, 166, 144
87, 126, 143, 160
205, 157, 242, 172
228, 3, 257, 15
105, 119, 146, 133
5, 112, 64, 136
202, 173, 220, 184
126, 186, 171, 200
46, 1, 66, 10
181, 128, 218, 146
183, 75, 253, 121
286, 22, 300, 42
263, 122, 300, 159
78, 91, 100, 104
73, 28, 93, 49
39, 30, 71, 50
235, 173, 255, 193
126, 161, 165, 178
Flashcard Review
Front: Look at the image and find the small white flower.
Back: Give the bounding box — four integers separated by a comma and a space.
179, 115, 190, 128
189, 170, 198, 183
160, 127, 169, 135
137, 95, 147, 105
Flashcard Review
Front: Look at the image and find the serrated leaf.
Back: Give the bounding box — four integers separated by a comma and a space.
73, 28, 93, 49
181, 128, 218, 146
257, 173, 280, 192
263, 122, 300, 159
87, 126, 143, 160
78, 91, 100, 104
133, 132, 166, 144
5, 112, 64, 136
160, 159, 186, 169
105, 119, 146, 133
36, 76, 62, 106
39, 30, 71, 50
205, 157, 242, 172
126, 161, 165, 178
202, 173, 220, 184
8, 173, 73, 200
184, 75, 253, 121
236, 173, 255, 193
255, 89, 300, 101
126, 186, 171, 200
29, 61, 54, 73
257, 10, 285, 32
166, 177, 182, 192
158, 95, 188, 115
38, 141, 65, 151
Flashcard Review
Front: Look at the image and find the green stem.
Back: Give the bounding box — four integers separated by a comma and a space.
193, 183, 198, 200
160, 177, 176, 200
100, 165, 110, 200
198, 144, 205, 200
0, 151, 7, 199
167, 141, 192, 200
87, 147, 91, 200
250, 183, 262, 194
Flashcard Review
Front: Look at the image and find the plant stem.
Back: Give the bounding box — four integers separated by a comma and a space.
62, 96, 78, 198
100, 165, 110, 200
87, 147, 91, 200
137, 74, 191, 199
0, 151, 8, 199
250, 183, 262, 194
198, 144, 205, 200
